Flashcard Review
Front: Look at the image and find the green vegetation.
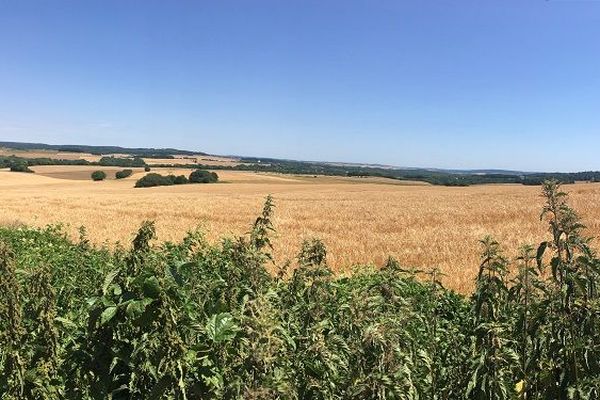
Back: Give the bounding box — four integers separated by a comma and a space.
0, 141, 204, 157
174, 175, 189, 184
135, 170, 217, 188
91, 171, 107, 181
1, 182, 599, 398
3, 148, 600, 186
134, 173, 175, 187
0, 156, 91, 169
189, 169, 219, 183
8, 161, 34, 173
146, 159, 600, 186
99, 156, 146, 168
115, 169, 133, 179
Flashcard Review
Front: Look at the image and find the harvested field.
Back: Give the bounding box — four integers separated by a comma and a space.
0, 147, 101, 162
142, 155, 243, 166
2, 167, 600, 292
31, 165, 146, 180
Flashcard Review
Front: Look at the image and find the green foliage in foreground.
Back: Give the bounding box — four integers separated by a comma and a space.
1, 182, 600, 399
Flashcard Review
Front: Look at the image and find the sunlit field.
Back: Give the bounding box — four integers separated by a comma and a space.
3, 165, 600, 292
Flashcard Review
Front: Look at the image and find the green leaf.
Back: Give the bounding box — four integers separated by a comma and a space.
54, 316, 77, 329
100, 306, 117, 326
102, 270, 119, 295
125, 298, 154, 318
205, 312, 240, 344
143, 276, 161, 299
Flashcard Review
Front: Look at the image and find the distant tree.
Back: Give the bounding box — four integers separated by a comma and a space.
99, 156, 146, 168
174, 175, 188, 185
115, 169, 133, 179
189, 170, 219, 184
91, 171, 107, 181
135, 173, 175, 188
9, 161, 33, 173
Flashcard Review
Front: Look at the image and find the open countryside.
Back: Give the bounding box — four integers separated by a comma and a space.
3, 164, 600, 292
3, 2, 600, 398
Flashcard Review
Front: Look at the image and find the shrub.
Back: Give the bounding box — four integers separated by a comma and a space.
174, 175, 188, 185
135, 171, 215, 188
2, 183, 600, 398
134, 173, 175, 188
9, 162, 33, 173
115, 169, 133, 179
144, 166, 151, 172
91, 171, 107, 181
189, 169, 218, 183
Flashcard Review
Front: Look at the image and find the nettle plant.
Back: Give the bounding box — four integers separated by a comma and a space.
1, 180, 600, 399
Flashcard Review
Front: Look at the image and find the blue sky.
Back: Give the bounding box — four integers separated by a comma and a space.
1, 1, 599, 171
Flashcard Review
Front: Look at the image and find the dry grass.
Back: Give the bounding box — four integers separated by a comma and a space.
2, 167, 600, 292
142, 155, 243, 166
0, 147, 101, 162
31, 165, 147, 180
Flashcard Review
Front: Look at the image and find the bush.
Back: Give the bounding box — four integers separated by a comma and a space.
115, 169, 133, 179
91, 171, 107, 181
189, 169, 218, 183
136, 172, 211, 188
174, 175, 188, 184
9, 162, 33, 173
135, 173, 175, 188
144, 166, 151, 172
2, 185, 600, 398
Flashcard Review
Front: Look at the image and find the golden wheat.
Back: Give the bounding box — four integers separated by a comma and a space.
2, 166, 600, 292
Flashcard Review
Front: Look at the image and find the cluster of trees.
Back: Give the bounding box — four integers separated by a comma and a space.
7, 160, 34, 173
4, 149, 600, 186
1, 182, 599, 399
134, 170, 218, 188
153, 158, 589, 186
0, 155, 90, 168
98, 156, 146, 168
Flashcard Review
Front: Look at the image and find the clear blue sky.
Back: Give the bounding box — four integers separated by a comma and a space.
1, 1, 599, 171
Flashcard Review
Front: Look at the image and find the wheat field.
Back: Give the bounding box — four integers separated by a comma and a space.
2, 165, 600, 292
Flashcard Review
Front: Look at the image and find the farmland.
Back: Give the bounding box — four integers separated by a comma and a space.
3, 165, 600, 292
2, 177, 600, 398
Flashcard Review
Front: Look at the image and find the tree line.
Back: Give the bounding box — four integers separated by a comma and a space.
5, 153, 600, 186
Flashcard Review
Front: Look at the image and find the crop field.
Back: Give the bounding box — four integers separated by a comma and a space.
0, 147, 102, 162
143, 155, 243, 166
2, 165, 600, 292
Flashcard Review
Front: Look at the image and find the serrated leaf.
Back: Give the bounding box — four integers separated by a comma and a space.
102, 270, 119, 295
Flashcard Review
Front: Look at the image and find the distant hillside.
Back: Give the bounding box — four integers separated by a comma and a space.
0, 141, 206, 157
3, 140, 600, 186
427, 168, 533, 176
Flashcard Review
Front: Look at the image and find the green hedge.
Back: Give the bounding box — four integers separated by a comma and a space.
115, 169, 133, 179
91, 171, 106, 181
135, 170, 217, 188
